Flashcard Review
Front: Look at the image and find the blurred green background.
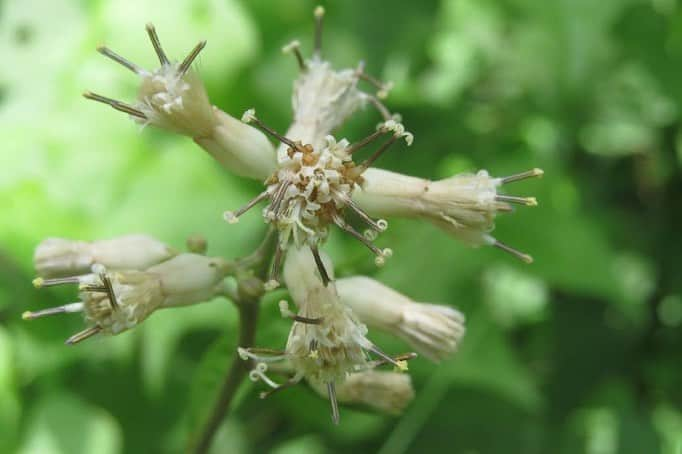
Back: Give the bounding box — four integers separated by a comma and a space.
1, 0, 682, 452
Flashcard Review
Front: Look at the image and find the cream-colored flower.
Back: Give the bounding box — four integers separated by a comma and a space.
354, 167, 543, 262
34, 234, 177, 278
336, 276, 466, 362
308, 370, 415, 415
86, 24, 277, 180
85, 24, 213, 137
225, 112, 410, 287
239, 246, 411, 424
279, 6, 396, 151
25, 253, 229, 344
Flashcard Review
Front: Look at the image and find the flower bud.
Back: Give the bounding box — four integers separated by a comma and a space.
336, 276, 466, 362
308, 370, 415, 415
354, 167, 542, 263
34, 234, 177, 278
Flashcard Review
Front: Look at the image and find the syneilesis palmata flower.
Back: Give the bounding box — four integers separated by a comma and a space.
355, 167, 544, 263
24, 253, 231, 344
280, 6, 397, 149
237, 246, 417, 424
84, 23, 278, 180
224, 111, 412, 290
84, 23, 214, 137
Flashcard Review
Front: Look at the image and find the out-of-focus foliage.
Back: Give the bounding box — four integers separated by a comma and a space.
1, 0, 681, 452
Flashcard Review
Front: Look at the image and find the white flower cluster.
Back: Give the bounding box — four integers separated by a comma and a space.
28, 4, 546, 425
27, 244, 230, 344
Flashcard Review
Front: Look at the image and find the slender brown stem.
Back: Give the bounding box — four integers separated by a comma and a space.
190, 231, 276, 454
191, 296, 259, 454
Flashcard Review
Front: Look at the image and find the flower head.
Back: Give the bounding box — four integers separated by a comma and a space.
25, 253, 229, 344
84, 24, 215, 137
280, 6, 396, 149
355, 167, 543, 262
34, 234, 177, 278
336, 276, 466, 362
225, 112, 411, 288
238, 246, 414, 424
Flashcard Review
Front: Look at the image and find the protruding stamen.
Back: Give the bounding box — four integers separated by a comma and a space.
279, 300, 323, 325
241, 110, 304, 152
249, 363, 281, 389
313, 6, 325, 58
265, 181, 291, 221
238, 347, 287, 363
33, 276, 81, 288
282, 40, 306, 71
365, 352, 418, 369
22, 302, 84, 320
96, 46, 142, 74
345, 129, 386, 155
332, 215, 390, 267
369, 345, 409, 371
260, 377, 300, 399
354, 134, 401, 175
495, 195, 538, 206
310, 245, 331, 287
500, 168, 544, 185
357, 69, 394, 99
334, 190, 387, 233
83, 92, 147, 119
145, 23, 169, 66
267, 243, 284, 290
365, 95, 393, 121
492, 239, 533, 264
65, 325, 102, 345
99, 272, 119, 311
327, 381, 340, 425
224, 190, 270, 224
179, 40, 207, 76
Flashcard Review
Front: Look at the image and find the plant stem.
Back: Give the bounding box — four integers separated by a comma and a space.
191, 296, 260, 454
191, 231, 276, 454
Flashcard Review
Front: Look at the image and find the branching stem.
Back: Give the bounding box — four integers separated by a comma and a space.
191, 230, 277, 454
